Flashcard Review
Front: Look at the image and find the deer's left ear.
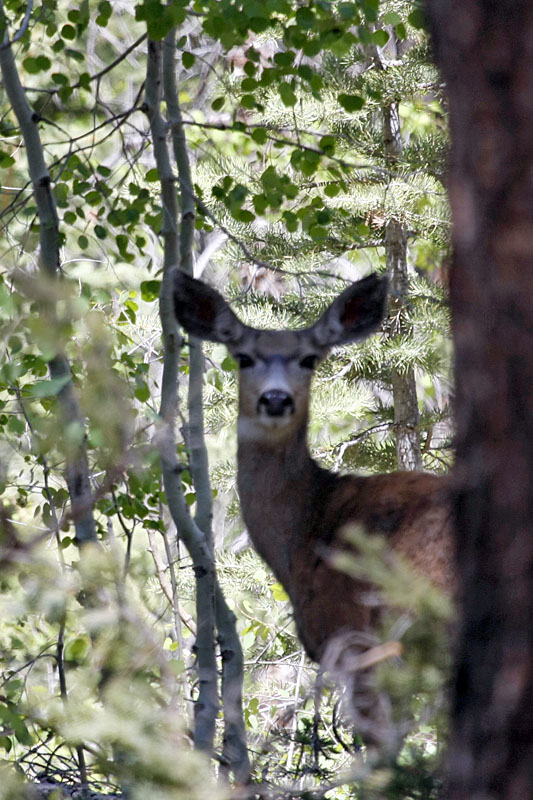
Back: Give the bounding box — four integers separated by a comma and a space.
310, 274, 388, 348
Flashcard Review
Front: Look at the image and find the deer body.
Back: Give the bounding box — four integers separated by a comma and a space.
238, 417, 451, 662
173, 269, 452, 671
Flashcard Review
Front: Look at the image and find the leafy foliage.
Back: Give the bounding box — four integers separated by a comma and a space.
0, 0, 451, 796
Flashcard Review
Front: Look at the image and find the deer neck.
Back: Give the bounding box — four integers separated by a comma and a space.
236, 415, 332, 587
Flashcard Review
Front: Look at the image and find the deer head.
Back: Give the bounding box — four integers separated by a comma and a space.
172, 270, 388, 443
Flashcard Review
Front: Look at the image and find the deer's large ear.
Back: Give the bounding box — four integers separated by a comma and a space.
172, 270, 246, 345
310, 273, 388, 348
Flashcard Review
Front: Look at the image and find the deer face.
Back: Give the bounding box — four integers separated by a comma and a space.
227, 328, 325, 442
172, 269, 388, 441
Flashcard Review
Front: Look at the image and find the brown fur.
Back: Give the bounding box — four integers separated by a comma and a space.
238, 438, 452, 663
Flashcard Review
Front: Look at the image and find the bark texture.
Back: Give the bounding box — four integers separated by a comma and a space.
426, 3, 533, 798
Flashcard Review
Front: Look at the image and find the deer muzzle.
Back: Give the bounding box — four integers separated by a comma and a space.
257, 390, 295, 417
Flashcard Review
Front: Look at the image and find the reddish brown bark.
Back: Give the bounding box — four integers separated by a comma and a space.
426, 2, 533, 798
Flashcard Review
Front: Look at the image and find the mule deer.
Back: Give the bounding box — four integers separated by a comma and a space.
172, 270, 452, 747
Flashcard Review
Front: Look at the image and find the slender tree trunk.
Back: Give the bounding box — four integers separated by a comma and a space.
146, 35, 250, 782
380, 82, 423, 471
0, 3, 96, 544
426, 2, 533, 797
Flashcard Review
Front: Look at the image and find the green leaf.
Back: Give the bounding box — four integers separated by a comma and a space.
37, 56, 51, 71
251, 127, 268, 145
319, 135, 336, 155
271, 582, 289, 602
0, 149, 15, 168
182, 51, 195, 69
28, 375, 71, 398
338, 3, 359, 20
168, 659, 186, 675
85, 190, 101, 205
299, 150, 320, 177
78, 72, 91, 90
140, 280, 161, 302
241, 77, 257, 92
382, 11, 402, 25
408, 8, 426, 29
295, 7, 314, 29
134, 380, 150, 402
65, 49, 85, 62
145, 168, 159, 182
61, 24, 77, 40
22, 58, 39, 75
65, 635, 90, 663
78, 234, 88, 250
97, 0, 112, 25
221, 355, 237, 371
211, 96, 225, 111
309, 224, 328, 241
338, 92, 365, 112
7, 417, 25, 435
241, 94, 257, 109
249, 16, 269, 33
361, 0, 379, 21
372, 29, 390, 46
324, 183, 341, 197
51, 72, 68, 85
279, 82, 297, 107
283, 211, 298, 232
273, 51, 295, 67
237, 209, 255, 223
253, 194, 269, 214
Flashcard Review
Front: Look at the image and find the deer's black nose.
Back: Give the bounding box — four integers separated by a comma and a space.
257, 390, 294, 417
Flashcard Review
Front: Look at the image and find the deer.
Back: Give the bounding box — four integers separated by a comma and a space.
172, 269, 453, 749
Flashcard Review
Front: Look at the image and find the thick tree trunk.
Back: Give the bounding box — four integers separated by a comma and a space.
426, 3, 533, 797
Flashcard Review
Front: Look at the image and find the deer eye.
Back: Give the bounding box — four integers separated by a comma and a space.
236, 353, 255, 369
299, 354, 319, 370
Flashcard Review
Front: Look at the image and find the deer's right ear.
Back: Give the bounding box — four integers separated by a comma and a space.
172, 270, 246, 345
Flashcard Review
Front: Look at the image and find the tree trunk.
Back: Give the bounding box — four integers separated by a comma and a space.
381, 92, 423, 471
426, 2, 533, 797
0, 5, 96, 545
